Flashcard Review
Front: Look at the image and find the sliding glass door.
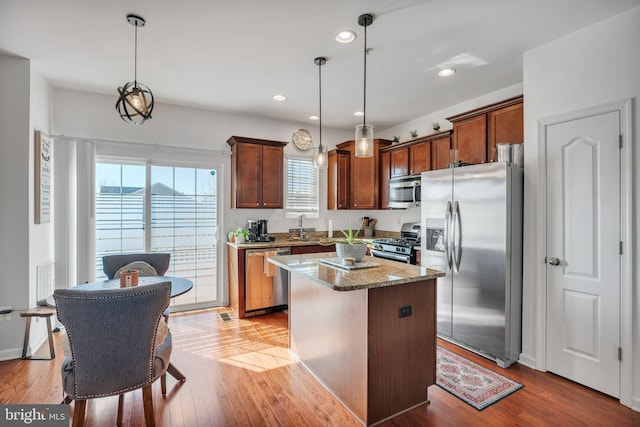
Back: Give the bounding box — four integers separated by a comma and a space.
95, 161, 219, 309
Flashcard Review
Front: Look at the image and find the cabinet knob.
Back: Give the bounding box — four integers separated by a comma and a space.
256, 203, 259, 206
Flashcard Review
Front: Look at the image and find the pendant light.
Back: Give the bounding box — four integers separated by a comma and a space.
115, 14, 154, 125
313, 57, 328, 169
355, 13, 374, 158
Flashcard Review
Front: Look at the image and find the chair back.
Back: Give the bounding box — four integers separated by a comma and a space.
54, 282, 171, 399
102, 253, 171, 279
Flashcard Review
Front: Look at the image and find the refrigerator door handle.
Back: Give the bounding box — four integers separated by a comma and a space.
444, 201, 453, 270
452, 200, 462, 272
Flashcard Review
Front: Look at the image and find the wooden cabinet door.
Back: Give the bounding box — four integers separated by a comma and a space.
390, 147, 409, 177
379, 151, 390, 209
328, 150, 350, 210
453, 115, 487, 164
261, 145, 283, 208
235, 143, 262, 208
351, 154, 377, 209
488, 102, 523, 162
409, 142, 431, 175
431, 136, 451, 170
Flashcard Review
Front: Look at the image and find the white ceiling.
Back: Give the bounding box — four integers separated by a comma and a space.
1, 0, 639, 131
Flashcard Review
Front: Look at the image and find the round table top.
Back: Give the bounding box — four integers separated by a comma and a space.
47, 276, 193, 306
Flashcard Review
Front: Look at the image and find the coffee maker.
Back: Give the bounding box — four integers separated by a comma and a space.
246, 219, 274, 242
256, 219, 274, 242
246, 220, 260, 242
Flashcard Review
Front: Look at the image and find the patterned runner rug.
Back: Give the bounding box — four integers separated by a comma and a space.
436, 347, 523, 410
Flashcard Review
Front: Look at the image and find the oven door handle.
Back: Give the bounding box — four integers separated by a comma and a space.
370, 249, 411, 263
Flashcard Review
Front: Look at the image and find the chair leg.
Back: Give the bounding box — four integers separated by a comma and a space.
161, 373, 167, 396
117, 394, 124, 426
142, 385, 155, 427
72, 399, 87, 427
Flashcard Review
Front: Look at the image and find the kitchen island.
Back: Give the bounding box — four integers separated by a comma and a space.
268, 252, 444, 426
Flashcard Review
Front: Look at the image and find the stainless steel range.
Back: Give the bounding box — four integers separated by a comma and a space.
371, 222, 421, 264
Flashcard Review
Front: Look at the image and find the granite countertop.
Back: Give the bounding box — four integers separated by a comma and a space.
226, 237, 376, 250
268, 252, 444, 292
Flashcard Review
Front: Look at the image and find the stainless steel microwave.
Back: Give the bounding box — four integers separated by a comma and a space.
388, 175, 421, 208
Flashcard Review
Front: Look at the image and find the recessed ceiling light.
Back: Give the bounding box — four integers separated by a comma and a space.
309, 115, 319, 120
438, 68, 456, 77
336, 30, 357, 44
273, 94, 286, 101
354, 111, 364, 117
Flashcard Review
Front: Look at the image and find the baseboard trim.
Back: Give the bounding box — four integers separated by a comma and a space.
518, 353, 536, 370
0, 347, 23, 362
631, 397, 640, 413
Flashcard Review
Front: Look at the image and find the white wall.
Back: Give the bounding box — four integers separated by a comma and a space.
523, 6, 640, 409
0, 55, 53, 359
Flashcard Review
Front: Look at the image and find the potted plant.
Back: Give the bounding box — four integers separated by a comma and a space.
410, 130, 418, 138
433, 121, 441, 131
392, 136, 400, 143
332, 222, 367, 262
234, 228, 249, 244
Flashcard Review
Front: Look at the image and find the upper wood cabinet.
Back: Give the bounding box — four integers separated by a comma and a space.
431, 134, 452, 170
446, 95, 523, 164
227, 136, 288, 208
379, 151, 391, 209
334, 139, 392, 210
327, 149, 350, 210
381, 130, 452, 176
409, 142, 431, 175
390, 147, 409, 177
488, 102, 524, 162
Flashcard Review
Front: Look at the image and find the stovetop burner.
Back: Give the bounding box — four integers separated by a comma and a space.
371, 237, 420, 248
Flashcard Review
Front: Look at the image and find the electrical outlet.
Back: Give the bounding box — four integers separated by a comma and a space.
398, 305, 412, 318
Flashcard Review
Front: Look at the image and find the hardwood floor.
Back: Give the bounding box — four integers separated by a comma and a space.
1, 308, 638, 426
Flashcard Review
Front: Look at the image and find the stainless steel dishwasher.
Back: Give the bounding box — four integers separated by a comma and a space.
245, 247, 290, 312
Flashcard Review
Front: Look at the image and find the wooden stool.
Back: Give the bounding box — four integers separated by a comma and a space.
20, 307, 56, 360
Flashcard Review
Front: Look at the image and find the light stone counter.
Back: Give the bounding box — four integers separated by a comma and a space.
269, 252, 444, 291
268, 252, 444, 425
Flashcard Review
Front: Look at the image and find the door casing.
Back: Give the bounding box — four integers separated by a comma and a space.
535, 98, 633, 407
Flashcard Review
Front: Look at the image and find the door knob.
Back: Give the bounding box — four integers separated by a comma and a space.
548, 257, 561, 266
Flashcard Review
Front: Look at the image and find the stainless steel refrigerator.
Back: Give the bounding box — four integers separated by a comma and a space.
421, 162, 523, 367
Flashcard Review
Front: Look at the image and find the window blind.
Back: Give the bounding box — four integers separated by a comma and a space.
285, 158, 319, 217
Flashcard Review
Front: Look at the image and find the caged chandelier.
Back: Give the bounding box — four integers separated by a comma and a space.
115, 14, 154, 125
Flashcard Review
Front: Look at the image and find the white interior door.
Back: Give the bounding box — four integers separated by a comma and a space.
545, 110, 620, 397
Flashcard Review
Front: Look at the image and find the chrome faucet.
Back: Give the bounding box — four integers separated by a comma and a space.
298, 214, 305, 238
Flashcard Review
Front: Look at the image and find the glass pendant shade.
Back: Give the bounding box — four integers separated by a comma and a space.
355, 124, 374, 157
314, 145, 328, 169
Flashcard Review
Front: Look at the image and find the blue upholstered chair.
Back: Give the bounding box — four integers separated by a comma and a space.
102, 252, 171, 279
102, 252, 172, 322
54, 282, 172, 427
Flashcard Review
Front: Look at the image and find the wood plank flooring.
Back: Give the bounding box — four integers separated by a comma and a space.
1, 308, 638, 426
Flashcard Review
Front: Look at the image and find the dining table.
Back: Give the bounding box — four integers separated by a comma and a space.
48, 275, 193, 382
